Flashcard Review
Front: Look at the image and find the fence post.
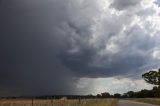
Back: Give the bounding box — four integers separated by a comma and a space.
51, 97, 53, 106
32, 98, 34, 106
79, 96, 81, 103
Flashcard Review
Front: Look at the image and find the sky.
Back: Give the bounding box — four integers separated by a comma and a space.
0, 0, 160, 96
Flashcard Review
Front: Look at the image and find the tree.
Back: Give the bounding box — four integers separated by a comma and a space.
96, 94, 101, 98
142, 68, 160, 85
136, 89, 152, 98
114, 93, 121, 98
125, 91, 135, 98
101, 92, 110, 98
152, 86, 160, 97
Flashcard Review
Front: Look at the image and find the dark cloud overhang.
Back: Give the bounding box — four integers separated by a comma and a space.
109, 0, 141, 10
155, 0, 160, 6
59, 46, 151, 78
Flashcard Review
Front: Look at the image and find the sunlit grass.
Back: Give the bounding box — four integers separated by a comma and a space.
0, 98, 118, 106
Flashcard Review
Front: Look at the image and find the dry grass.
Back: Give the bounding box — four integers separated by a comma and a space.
131, 98, 160, 106
0, 98, 118, 106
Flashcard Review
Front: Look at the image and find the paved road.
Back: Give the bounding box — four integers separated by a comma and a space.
118, 100, 157, 106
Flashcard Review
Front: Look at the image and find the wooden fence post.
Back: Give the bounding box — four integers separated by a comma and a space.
32, 98, 34, 106
51, 97, 53, 106
79, 96, 81, 103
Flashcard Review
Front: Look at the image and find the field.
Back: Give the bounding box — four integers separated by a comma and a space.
0, 98, 118, 106
131, 98, 160, 106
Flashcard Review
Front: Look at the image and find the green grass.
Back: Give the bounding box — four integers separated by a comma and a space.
131, 98, 160, 106
0, 99, 118, 106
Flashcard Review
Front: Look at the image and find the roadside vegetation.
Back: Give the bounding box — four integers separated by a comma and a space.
0, 99, 118, 106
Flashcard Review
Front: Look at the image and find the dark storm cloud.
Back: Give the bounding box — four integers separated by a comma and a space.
155, 0, 160, 6
0, 0, 160, 96
0, 0, 101, 96
110, 0, 141, 10
0, 0, 79, 96
59, 7, 159, 78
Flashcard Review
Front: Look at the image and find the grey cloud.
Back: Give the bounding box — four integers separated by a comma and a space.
110, 0, 141, 10
155, 0, 160, 6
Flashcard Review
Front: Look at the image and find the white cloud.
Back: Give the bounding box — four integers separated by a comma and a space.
152, 47, 160, 60
77, 77, 153, 94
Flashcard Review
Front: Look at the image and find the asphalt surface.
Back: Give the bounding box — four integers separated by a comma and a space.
118, 100, 157, 106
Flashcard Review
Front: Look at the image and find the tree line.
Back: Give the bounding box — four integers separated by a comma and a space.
96, 68, 160, 98
95, 86, 160, 98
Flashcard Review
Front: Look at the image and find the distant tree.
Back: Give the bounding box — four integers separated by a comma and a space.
122, 93, 128, 98
142, 68, 160, 86
101, 92, 110, 98
86, 94, 94, 99
125, 91, 135, 98
96, 94, 101, 98
136, 89, 151, 98
114, 93, 121, 98
152, 86, 160, 97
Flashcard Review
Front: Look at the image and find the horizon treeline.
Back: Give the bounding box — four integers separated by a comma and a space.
1, 86, 160, 99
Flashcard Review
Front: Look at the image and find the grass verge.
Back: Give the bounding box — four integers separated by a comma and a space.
0, 98, 118, 106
